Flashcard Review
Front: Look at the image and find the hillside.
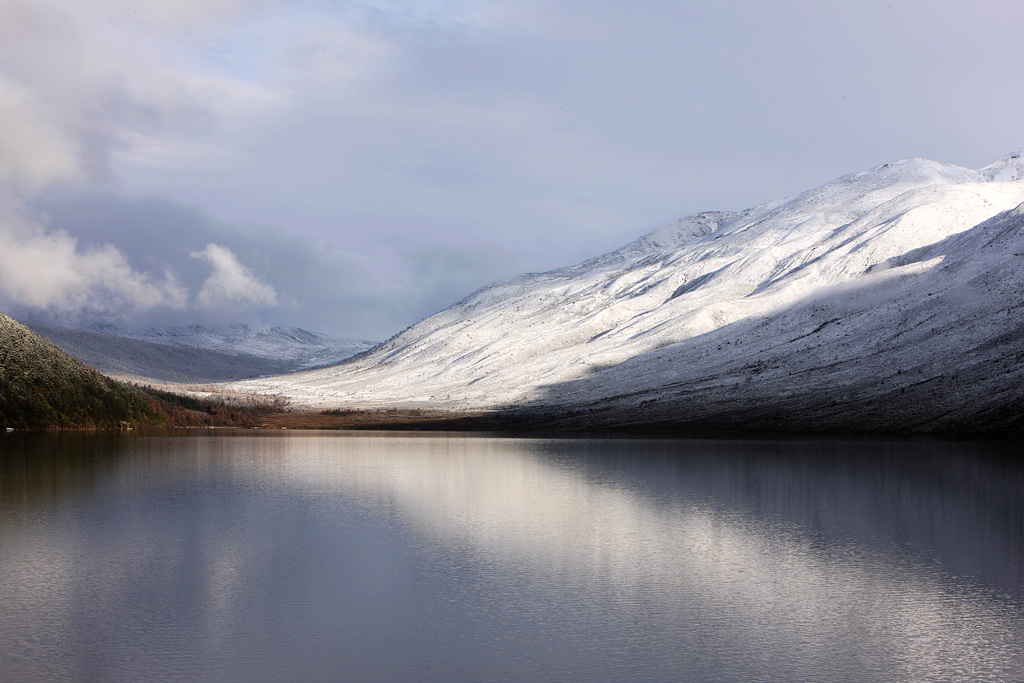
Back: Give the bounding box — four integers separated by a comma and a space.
0, 314, 159, 429
228, 152, 1024, 434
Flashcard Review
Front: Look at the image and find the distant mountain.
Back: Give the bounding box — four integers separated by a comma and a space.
230, 152, 1024, 434
114, 324, 375, 369
22, 322, 375, 383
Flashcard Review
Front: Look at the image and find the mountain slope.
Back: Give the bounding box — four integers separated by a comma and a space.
0, 314, 159, 429
230, 152, 1024, 433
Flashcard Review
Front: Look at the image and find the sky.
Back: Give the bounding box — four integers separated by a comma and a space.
1, 0, 1022, 341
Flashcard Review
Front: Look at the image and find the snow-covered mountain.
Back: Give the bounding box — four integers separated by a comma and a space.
115, 324, 375, 370
24, 322, 375, 383
231, 152, 1024, 433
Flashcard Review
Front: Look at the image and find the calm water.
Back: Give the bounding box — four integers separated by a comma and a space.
0, 432, 1022, 682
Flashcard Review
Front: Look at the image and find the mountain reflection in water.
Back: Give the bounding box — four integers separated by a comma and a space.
0, 432, 1021, 682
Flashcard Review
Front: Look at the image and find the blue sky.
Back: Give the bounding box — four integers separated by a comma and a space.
1, 0, 1022, 339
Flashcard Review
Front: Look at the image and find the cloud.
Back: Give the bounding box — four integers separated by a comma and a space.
74, 0, 271, 32
192, 243, 278, 309
0, 190, 187, 313
0, 0, 285, 322
0, 78, 84, 192
0, 0, 291, 192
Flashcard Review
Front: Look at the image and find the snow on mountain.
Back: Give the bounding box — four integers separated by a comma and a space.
22, 321, 376, 383
230, 152, 1024, 433
116, 324, 375, 370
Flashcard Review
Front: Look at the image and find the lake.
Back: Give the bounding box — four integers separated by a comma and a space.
0, 431, 1022, 682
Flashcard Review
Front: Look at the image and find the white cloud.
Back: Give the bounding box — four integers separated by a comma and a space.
192, 243, 278, 308
0, 0, 294, 187
0, 191, 187, 312
0, 0, 285, 319
0, 78, 84, 192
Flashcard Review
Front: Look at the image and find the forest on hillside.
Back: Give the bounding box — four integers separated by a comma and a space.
1, 314, 284, 430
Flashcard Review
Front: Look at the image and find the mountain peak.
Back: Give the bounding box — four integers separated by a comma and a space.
980, 150, 1024, 181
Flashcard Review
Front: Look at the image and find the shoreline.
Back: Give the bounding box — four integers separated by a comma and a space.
249, 408, 1024, 440
255, 409, 500, 431
7, 406, 1024, 440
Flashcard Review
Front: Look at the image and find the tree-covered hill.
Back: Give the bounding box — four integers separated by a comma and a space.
1, 314, 284, 430
1, 313, 160, 429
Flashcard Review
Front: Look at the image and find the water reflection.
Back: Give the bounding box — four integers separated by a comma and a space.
0, 432, 1022, 682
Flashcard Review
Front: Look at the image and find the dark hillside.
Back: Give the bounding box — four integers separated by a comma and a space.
1, 313, 158, 429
